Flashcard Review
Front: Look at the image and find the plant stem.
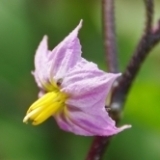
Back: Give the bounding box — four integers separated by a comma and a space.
85, 0, 160, 160
86, 0, 117, 159
102, 0, 118, 73
111, 0, 155, 111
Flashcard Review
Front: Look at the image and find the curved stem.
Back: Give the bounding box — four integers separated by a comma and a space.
111, 0, 155, 112
85, 136, 111, 160
86, 0, 117, 159
102, 0, 118, 73
85, 1, 160, 160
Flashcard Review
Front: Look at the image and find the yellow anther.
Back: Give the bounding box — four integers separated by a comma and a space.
23, 91, 67, 125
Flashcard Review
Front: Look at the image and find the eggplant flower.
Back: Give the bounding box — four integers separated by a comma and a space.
23, 20, 131, 136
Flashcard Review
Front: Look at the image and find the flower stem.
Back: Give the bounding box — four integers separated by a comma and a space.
111, 0, 156, 111
85, 136, 111, 160
86, 0, 117, 159
102, 0, 118, 73
86, 0, 160, 160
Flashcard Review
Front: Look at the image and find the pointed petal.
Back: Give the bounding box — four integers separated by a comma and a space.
55, 110, 92, 135
61, 60, 120, 111
33, 36, 52, 88
49, 20, 83, 81
55, 60, 130, 136
34, 35, 49, 71
67, 106, 131, 136
55, 105, 131, 136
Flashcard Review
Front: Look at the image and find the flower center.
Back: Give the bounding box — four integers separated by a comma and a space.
23, 91, 67, 125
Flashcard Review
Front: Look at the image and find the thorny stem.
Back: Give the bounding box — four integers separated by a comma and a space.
102, 0, 118, 73
86, 0, 160, 160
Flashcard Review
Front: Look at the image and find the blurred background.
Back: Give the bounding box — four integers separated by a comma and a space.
0, 0, 160, 159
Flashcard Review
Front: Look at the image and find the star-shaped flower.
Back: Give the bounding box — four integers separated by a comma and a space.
23, 20, 131, 136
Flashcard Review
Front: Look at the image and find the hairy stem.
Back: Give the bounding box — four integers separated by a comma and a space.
86, 0, 117, 159
85, 136, 111, 160
102, 0, 118, 73
111, 0, 155, 112
85, 0, 160, 160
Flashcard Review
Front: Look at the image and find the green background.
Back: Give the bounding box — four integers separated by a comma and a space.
0, 0, 160, 160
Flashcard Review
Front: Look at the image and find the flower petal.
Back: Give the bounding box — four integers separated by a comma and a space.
55, 104, 131, 136
49, 20, 83, 81
55, 60, 130, 136
55, 110, 92, 135
33, 36, 51, 88
61, 60, 120, 111
34, 35, 49, 72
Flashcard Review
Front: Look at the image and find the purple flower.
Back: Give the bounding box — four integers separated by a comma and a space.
23, 20, 131, 136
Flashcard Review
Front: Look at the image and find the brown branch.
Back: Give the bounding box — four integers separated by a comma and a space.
85, 1, 160, 160
111, 0, 155, 112
86, 0, 118, 160
102, 0, 118, 73
110, 20, 160, 123
144, 0, 154, 34
85, 136, 111, 160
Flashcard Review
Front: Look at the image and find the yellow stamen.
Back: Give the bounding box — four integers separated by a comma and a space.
32, 102, 62, 125
23, 91, 67, 125
27, 92, 57, 113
